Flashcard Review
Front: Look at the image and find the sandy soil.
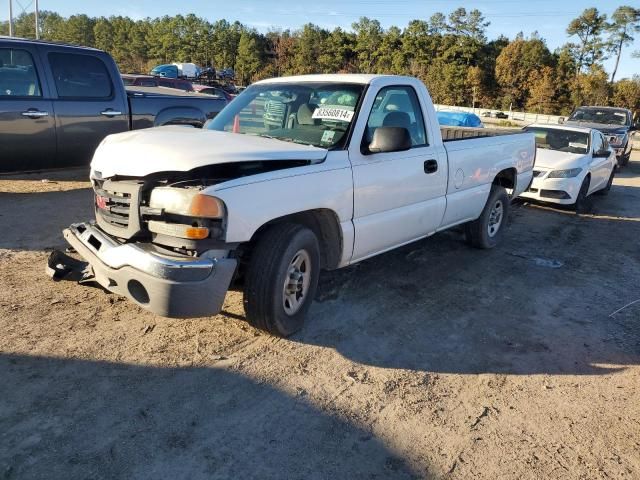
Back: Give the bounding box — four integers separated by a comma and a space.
1, 154, 639, 479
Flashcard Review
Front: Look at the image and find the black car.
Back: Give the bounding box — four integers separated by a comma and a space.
564, 106, 637, 166
0, 37, 227, 172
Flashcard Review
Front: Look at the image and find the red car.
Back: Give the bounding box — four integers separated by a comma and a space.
121, 74, 158, 87
192, 84, 234, 102
121, 74, 194, 92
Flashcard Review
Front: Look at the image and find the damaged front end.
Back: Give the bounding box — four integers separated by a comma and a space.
47, 160, 304, 318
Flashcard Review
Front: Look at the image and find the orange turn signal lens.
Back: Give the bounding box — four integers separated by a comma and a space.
188, 194, 224, 218
184, 226, 210, 240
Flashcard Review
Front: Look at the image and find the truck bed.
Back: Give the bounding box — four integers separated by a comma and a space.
441, 126, 522, 141
127, 86, 227, 130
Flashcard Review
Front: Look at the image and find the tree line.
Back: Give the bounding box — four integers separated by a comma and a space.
2, 6, 639, 115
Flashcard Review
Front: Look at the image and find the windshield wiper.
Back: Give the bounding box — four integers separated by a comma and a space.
257, 134, 317, 147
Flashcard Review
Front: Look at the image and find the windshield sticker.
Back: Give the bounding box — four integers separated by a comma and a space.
321, 130, 336, 144
312, 107, 355, 122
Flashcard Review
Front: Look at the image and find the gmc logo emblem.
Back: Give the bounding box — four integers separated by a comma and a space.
96, 195, 108, 209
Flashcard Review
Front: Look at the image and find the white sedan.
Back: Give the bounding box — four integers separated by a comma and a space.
520, 124, 617, 211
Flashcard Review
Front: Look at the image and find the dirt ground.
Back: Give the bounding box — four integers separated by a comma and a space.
1, 153, 639, 480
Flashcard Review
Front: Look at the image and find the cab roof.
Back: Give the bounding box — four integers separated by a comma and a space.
0, 36, 102, 52
254, 74, 421, 86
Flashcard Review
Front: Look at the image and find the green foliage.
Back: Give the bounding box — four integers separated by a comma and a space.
606, 6, 640, 83
0, 6, 633, 114
567, 8, 608, 75
611, 76, 640, 112
235, 30, 263, 85
495, 36, 553, 109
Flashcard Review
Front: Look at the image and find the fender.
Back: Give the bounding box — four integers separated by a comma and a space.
154, 106, 207, 128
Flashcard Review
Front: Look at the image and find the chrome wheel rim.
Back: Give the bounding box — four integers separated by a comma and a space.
488, 200, 504, 238
282, 249, 311, 315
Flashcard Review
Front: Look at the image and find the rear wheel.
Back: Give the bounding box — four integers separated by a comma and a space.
464, 185, 510, 249
243, 223, 320, 337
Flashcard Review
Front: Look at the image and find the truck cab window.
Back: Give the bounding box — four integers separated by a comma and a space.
0, 48, 42, 97
364, 86, 427, 147
48, 53, 112, 99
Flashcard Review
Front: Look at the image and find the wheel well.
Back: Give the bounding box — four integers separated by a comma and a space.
247, 209, 343, 270
493, 168, 517, 193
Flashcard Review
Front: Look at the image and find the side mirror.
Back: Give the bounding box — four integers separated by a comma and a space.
367, 127, 412, 154
557, 117, 565, 124
593, 150, 610, 158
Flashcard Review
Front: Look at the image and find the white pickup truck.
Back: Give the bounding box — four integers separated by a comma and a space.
54, 74, 535, 336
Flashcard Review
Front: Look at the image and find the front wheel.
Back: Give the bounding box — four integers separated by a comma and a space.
464, 185, 510, 249
574, 176, 591, 213
243, 223, 320, 337
618, 152, 630, 167
594, 169, 614, 196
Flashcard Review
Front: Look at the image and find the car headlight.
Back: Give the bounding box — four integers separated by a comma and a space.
149, 187, 224, 218
609, 134, 627, 146
547, 168, 583, 178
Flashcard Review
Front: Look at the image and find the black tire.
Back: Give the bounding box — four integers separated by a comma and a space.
464, 185, 510, 249
574, 175, 591, 213
594, 169, 614, 196
618, 153, 630, 167
243, 223, 320, 337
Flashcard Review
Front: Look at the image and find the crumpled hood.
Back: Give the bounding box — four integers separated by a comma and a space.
535, 149, 587, 170
91, 126, 328, 178
563, 121, 629, 135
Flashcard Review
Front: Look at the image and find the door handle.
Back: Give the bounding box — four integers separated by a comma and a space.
21, 110, 49, 118
424, 159, 438, 174
101, 110, 122, 117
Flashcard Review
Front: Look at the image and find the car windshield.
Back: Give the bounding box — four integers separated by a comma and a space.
121, 77, 134, 86
524, 127, 590, 154
568, 108, 629, 126
207, 82, 365, 149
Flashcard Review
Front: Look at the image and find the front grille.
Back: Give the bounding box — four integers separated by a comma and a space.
264, 101, 285, 117
95, 186, 132, 228
540, 189, 570, 200
94, 179, 144, 239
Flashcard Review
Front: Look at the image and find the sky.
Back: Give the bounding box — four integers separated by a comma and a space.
3, 0, 639, 79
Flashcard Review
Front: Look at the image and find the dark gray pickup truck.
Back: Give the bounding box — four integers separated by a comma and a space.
0, 37, 227, 172
563, 106, 638, 167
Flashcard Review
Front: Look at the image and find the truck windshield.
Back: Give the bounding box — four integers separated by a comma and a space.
568, 108, 629, 126
524, 127, 590, 155
207, 82, 365, 149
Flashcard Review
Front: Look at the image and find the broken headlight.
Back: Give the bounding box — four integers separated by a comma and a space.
149, 187, 225, 218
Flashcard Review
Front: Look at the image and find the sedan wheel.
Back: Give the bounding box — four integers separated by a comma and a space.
574, 176, 591, 213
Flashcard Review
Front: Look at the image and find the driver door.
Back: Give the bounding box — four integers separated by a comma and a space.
349, 85, 447, 262
590, 131, 609, 191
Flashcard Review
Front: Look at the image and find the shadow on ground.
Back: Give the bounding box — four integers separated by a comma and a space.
0, 354, 422, 480
0, 189, 93, 250
297, 198, 640, 376
0, 167, 90, 182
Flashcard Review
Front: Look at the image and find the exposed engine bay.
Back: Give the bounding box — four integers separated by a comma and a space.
92, 160, 310, 255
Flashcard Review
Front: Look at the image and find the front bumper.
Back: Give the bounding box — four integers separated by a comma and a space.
613, 147, 628, 159
519, 170, 583, 205
61, 222, 237, 318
